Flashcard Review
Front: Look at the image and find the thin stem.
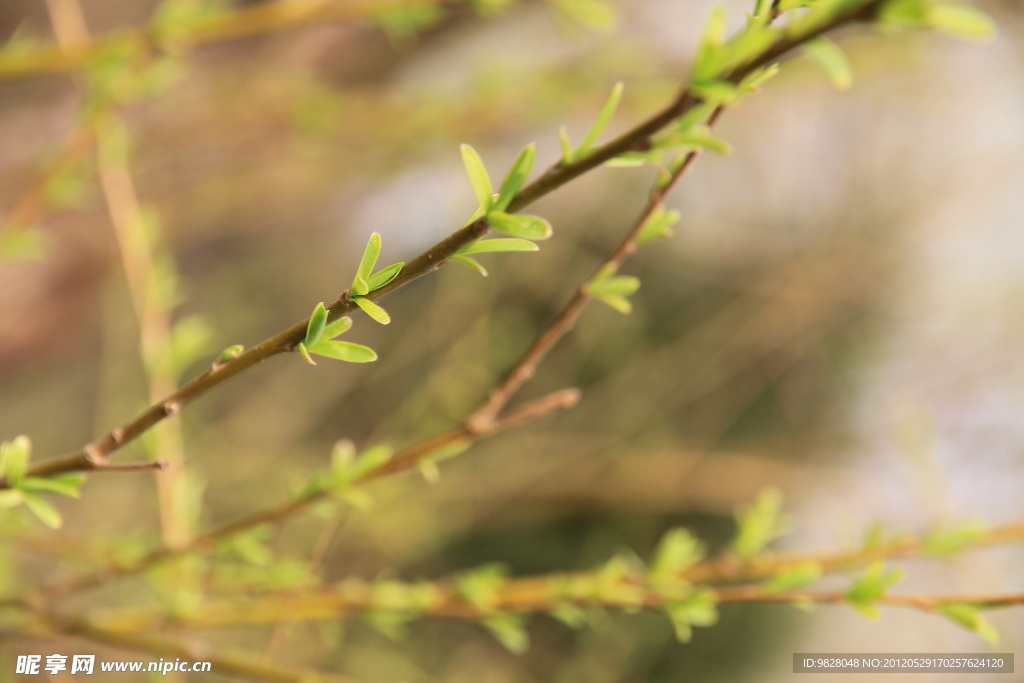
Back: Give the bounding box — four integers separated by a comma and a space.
30, 614, 373, 683
36, 389, 579, 597
0, 0, 458, 81
84, 573, 1024, 631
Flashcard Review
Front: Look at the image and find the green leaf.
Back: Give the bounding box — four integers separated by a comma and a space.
586, 267, 641, 314
1, 436, 31, 486
936, 603, 1000, 646
691, 79, 740, 105
296, 341, 316, 366
449, 255, 489, 276
218, 344, 245, 364
321, 316, 353, 340
762, 562, 823, 593
351, 233, 382, 296
460, 238, 539, 255
731, 488, 789, 559
460, 144, 494, 211
486, 212, 553, 241
19, 476, 85, 499
844, 561, 904, 619
305, 302, 328, 347
456, 563, 509, 613
664, 587, 719, 643
367, 262, 404, 291
665, 124, 733, 155
558, 126, 574, 164
923, 519, 989, 558
927, 4, 995, 40
590, 275, 640, 297
352, 296, 391, 325
494, 143, 536, 211
309, 340, 378, 363
804, 37, 852, 91
578, 81, 624, 155
549, 604, 587, 629
482, 614, 530, 654
0, 489, 24, 509
692, 5, 728, 83
637, 205, 680, 245
651, 528, 705, 586
23, 492, 62, 529
739, 63, 781, 93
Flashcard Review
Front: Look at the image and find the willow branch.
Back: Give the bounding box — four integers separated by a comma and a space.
683, 520, 1024, 584
36, 388, 579, 598
86, 573, 1024, 632
0, 0, 457, 82
24, 613, 373, 683
8, 0, 883, 486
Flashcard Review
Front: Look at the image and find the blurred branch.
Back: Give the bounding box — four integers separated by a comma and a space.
18, 613, 376, 683
85, 559, 1024, 631
37, 388, 580, 597
0, 0, 458, 82
685, 520, 1024, 584
10, 0, 885, 485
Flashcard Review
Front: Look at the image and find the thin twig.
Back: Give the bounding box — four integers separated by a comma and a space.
36, 388, 579, 597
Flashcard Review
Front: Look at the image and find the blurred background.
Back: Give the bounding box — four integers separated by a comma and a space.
2, 0, 1024, 680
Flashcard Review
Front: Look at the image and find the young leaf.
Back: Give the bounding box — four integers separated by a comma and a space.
483, 614, 530, 654
305, 302, 328, 347
494, 143, 536, 211
936, 603, 1000, 646
844, 561, 904, 619
366, 262, 404, 291
637, 205, 680, 245
352, 297, 391, 325
321, 315, 353, 340
578, 81, 624, 155
652, 528, 705, 578
309, 340, 378, 363
351, 233, 382, 296
739, 63, 781, 93
460, 238, 539, 255
558, 126, 574, 164
690, 79, 739, 105
586, 267, 641, 314
449, 254, 489, 276
486, 212, 553, 241
218, 344, 245, 364
460, 144, 494, 211
296, 342, 316, 365
692, 5, 728, 83
1, 436, 30, 487
804, 37, 852, 91
927, 3, 996, 40
762, 562, 823, 593
731, 487, 789, 559
23, 492, 62, 529
922, 519, 989, 557
0, 489, 24, 509
19, 476, 85, 499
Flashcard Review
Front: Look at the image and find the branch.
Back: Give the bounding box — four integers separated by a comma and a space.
83, 572, 1024, 632
11, 0, 884, 485
0, 0, 458, 81
683, 520, 1024, 584
23, 613, 375, 683
36, 388, 580, 597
